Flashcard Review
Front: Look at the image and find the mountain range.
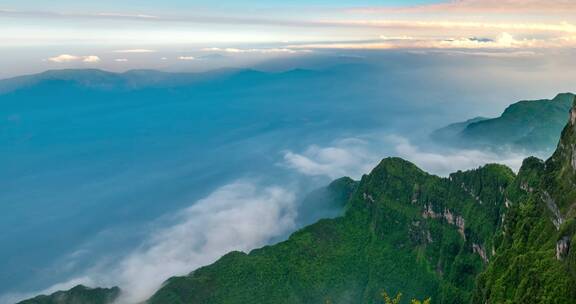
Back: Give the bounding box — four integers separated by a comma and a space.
18, 97, 576, 303
432, 93, 575, 152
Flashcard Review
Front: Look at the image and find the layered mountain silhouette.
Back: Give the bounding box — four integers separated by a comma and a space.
19, 96, 576, 303
432, 93, 575, 152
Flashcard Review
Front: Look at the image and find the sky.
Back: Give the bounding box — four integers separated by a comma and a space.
2, 0, 576, 77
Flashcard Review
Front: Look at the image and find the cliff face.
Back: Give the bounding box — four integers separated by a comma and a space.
473, 99, 576, 304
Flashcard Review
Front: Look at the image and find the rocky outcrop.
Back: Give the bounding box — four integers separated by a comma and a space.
556, 237, 571, 260
541, 191, 564, 229
422, 204, 466, 240
473, 243, 488, 263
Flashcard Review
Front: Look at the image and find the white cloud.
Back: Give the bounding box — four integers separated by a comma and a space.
283, 138, 378, 179
177, 56, 196, 60
290, 32, 560, 50
283, 134, 527, 178
47, 54, 101, 63
114, 58, 128, 62
82, 55, 101, 63
385, 135, 525, 175
111, 180, 296, 303
10, 180, 298, 304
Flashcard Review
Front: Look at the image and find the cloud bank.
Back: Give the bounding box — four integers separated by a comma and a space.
352, 0, 576, 14
4, 180, 298, 304
110, 180, 296, 303
283, 134, 527, 179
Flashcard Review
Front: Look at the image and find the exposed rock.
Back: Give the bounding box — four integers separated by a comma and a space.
556, 236, 570, 260
422, 203, 439, 219
472, 243, 488, 263
455, 215, 466, 240
541, 191, 564, 229
363, 192, 375, 203
422, 204, 466, 240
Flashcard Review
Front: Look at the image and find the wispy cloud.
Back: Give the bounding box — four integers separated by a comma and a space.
352, 0, 576, 14
202, 47, 310, 54
110, 180, 296, 303
177, 56, 196, 60
283, 134, 527, 178
113, 49, 156, 53
46, 54, 101, 63
7, 180, 298, 304
289, 32, 576, 50
283, 138, 378, 180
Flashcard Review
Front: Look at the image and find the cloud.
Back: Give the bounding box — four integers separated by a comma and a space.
352, 0, 576, 14
47, 54, 101, 63
113, 49, 156, 53
283, 138, 379, 179
112, 180, 296, 303
114, 58, 128, 62
385, 135, 526, 175
289, 32, 572, 50
202, 47, 310, 54
283, 135, 527, 178
8, 180, 297, 304
177, 56, 196, 60
82, 56, 101, 63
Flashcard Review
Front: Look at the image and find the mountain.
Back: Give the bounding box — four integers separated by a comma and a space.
146, 100, 576, 303
16, 285, 119, 304
148, 162, 514, 303
431, 93, 575, 152
14, 179, 358, 304
473, 104, 576, 303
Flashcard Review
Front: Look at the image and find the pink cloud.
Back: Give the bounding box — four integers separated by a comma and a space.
351, 0, 576, 14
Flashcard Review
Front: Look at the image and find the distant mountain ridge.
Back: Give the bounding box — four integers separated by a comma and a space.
432, 93, 575, 152
0, 68, 322, 94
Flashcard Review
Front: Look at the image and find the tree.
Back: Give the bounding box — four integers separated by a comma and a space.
382, 291, 431, 304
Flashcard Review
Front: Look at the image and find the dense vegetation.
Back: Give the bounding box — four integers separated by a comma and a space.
473, 108, 576, 303
17, 285, 119, 304
432, 93, 575, 152
148, 158, 514, 304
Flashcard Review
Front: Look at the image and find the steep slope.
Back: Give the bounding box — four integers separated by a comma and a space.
296, 177, 359, 227
15, 179, 357, 304
148, 159, 514, 304
16, 285, 120, 304
473, 101, 576, 304
432, 93, 574, 152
